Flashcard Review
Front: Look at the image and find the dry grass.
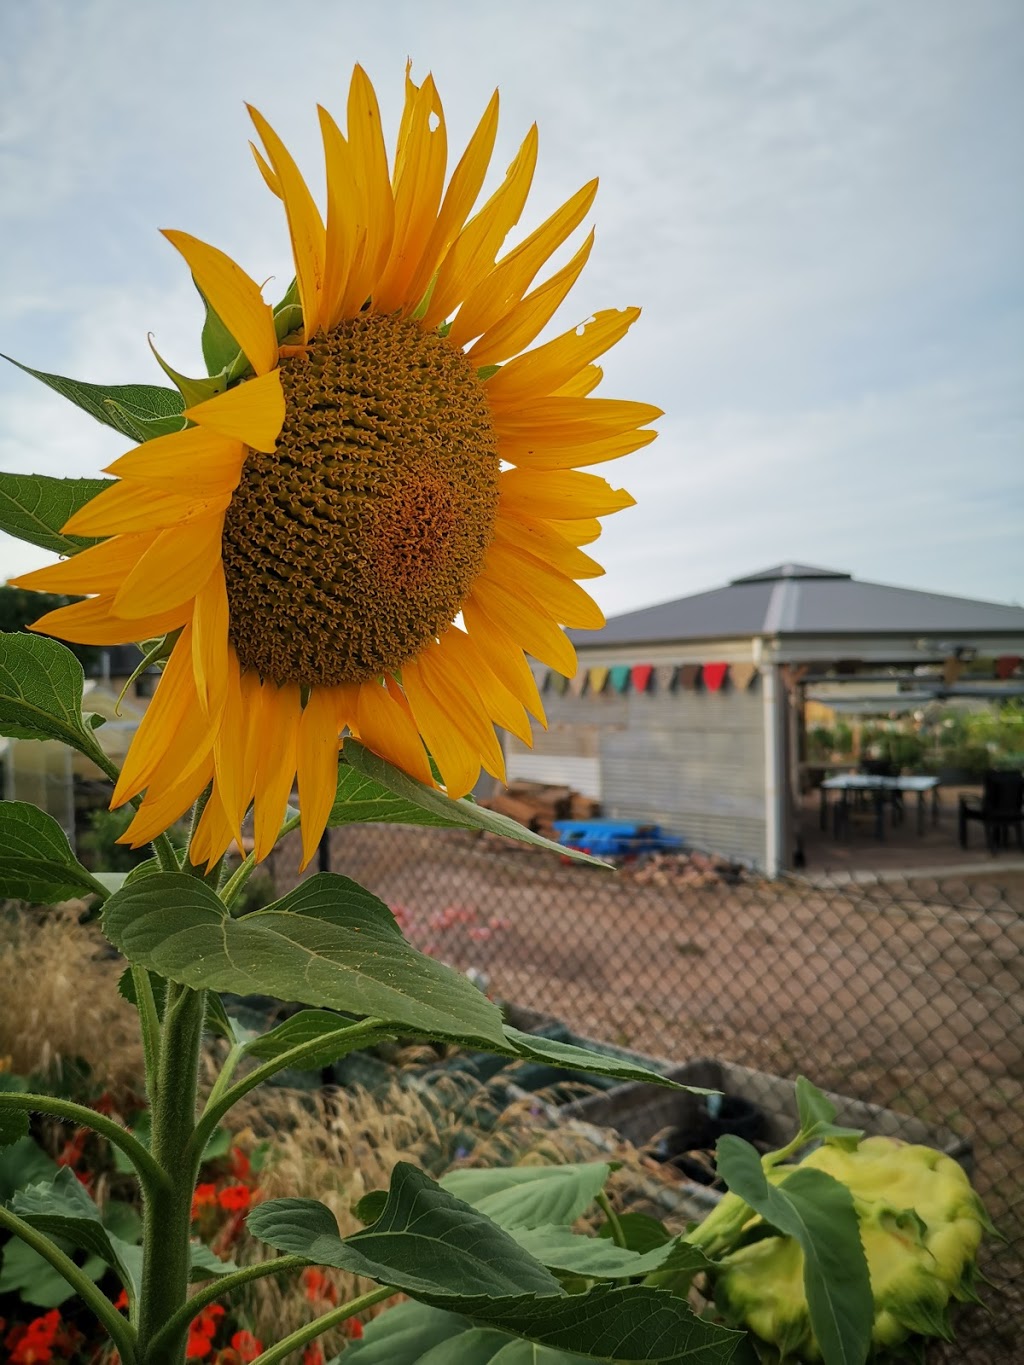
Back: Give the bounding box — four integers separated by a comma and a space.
0, 902, 143, 1092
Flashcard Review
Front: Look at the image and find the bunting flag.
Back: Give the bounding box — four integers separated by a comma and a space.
702, 662, 729, 692
730, 662, 758, 691
568, 670, 587, 697
631, 663, 654, 693
654, 664, 677, 692
679, 664, 701, 690
942, 656, 962, 686
780, 664, 809, 694
609, 664, 631, 693
589, 665, 610, 694
996, 655, 1022, 680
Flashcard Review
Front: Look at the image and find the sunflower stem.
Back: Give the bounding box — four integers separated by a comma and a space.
220, 812, 301, 912
248, 1285, 395, 1365
135, 983, 206, 1365
147, 1256, 310, 1360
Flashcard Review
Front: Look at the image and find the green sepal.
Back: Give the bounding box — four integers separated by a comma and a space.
147, 335, 227, 407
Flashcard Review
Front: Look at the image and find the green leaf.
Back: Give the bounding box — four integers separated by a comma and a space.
597, 1212, 672, 1255
0, 1107, 29, 1147
241, 1008, 362, 1069
3, 354, 185, 440
203, 992, 238, 1043
189, 1242, 238, 1280
337, 743, 609, 866
0, 471, 109, 556
715, 1136, 873, 1365
11, 1167, 141, 1294
101, 397, 187, 442
0, 632, 103, 760
345, 1303, 594, 1365
248, 1163, 563, 1301
502, 1029, 710, 1093
0, 1234, 106, 1308
101, 871, 506, 1045
349, 1285, 739, 1363
0, 1136, 57, 1202
439, 1164, 613, 1232
510, 1226, 711, 1281
793, 1077, 863, 1151
0, 800, 107, 902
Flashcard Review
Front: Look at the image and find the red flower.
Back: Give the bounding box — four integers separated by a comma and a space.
113, 1289, 130, 1311
191, 1183, 219, 1219
229, 1146, 251, 1181
56, 1128, 88, 1169
343, 1319, 364, 1340
8, 1311, 64, 1364
302, 1347, 324, 1365
186, 1330, 213, 1360
300, 1267, 338, 1306
216, 1183, 251, 1212
229, 1330, 263, 1362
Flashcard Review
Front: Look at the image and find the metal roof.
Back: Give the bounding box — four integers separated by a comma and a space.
570, 564, 1024, 648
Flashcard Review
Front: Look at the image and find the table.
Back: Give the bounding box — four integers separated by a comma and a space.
819, 775, 941, 840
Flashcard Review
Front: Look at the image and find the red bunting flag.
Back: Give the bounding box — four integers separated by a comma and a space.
631, 664, 654, 693
996, 656, 1021, 680
702, 662, 729, 692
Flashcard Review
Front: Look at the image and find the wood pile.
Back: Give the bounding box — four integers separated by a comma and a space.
623, 849, 754, 888
480, 781, 601, 841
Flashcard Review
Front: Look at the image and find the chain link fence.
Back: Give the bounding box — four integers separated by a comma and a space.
268, 823, 1023, 1358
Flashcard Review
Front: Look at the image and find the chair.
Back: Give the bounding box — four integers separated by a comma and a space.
859, 758, 903, 824
958, 771, 1024, 853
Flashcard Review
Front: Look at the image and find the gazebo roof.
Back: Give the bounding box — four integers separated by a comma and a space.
570, 564, 1024, 648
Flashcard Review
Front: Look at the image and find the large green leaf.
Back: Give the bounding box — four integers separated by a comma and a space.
0, 1235, 106, 1308
344, 1303, 594, 1365
510, 1226, 711, 1282
439, 1164, 613, 1232
11, 1167, 141, 1295
0, 472, 109, 556
101, 871, 506, 1046
3, 354, 184, 441
715, 1137, 872, 1365
0, 1076, 30, 1147
0, 632, 101, 758
337, 744, 607, 866
241, 1009, 362, 1069
502, 1029, 707, 1093
248, 1164, 562, 1301
0, 800, 107, 902
792, 1076, 863, 1151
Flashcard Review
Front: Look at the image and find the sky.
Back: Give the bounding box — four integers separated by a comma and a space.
1, 0, 1021, 619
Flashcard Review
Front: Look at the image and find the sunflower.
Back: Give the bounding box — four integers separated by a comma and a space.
14, 65, 659, 869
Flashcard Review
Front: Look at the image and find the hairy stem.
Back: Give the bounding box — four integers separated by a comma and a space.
0, 1091, 167, 1192
596, 1190, 626, 1248
148, 1256, 310, 1359
132, 966, 163, 1107
249, 1285, 395, 1365
135, 984, 206, 1365
0, 1204, 138, 1364
220, 813, 301, 911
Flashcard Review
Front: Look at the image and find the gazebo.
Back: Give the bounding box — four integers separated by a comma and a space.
503, 564, 1024, 874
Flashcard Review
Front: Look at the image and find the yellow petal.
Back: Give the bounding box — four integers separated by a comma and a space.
402, 89, 499, 316
185, 370, 285, 453
487, 308, 641, 406
10, 532, 157, 596
345, 65, 395, 303
297, 686, 342, 870
374, 72, 447, 314
416, 644, 506, 783
64, 482, 220, 537
554, 365, 603, 398
190, 785, 238, 870
247, 105, 326, 341
113, 514, 224, 619
548, 516, 602, 545
482, 540, 605, 629
436, 627, 533, 745
461, 597, 546, 723
401, 659, 484, 799
162, 229, 278, 376
191, 560, 230, 722
496, 395, 663, 438
500, 468, 635, 520
120, 752, 214, 849
467, 578, 577, 678
30, 594, 189, 645
252, 681, 301, 862
499, 426, 658, 472
354, 677, 434, 788
113, 627, 198, 805
250, 141, 282, 198
469, 231, 594, 367
318, 105, 361, 331
447, 178, 597, 348
105, 427, 247, 493
493, 513, 604, 578
421, 123, 538, 329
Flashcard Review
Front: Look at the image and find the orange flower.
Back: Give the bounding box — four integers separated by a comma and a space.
229, 1330, 263, 1363
113, 1289, 130, 1311
300, 1267, 339, 1306
217, 1183, 251, 1212
191, 1182, 219, 1219
229, 1146, 251, 1181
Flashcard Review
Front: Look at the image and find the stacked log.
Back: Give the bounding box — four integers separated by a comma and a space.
481, 781, 601, 841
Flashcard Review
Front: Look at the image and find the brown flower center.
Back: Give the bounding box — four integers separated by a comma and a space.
221, 312, 499, 686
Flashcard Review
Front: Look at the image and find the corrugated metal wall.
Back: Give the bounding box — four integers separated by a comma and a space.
505, 681, 766, 865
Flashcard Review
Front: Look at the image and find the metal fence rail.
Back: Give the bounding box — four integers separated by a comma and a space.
268, 823, 1024, 1357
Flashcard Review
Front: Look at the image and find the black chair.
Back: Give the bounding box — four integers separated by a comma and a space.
859, 758, 903, 824
958, 771, 1024, 853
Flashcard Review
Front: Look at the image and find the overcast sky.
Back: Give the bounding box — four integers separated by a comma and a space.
1, 0, 1021, 619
